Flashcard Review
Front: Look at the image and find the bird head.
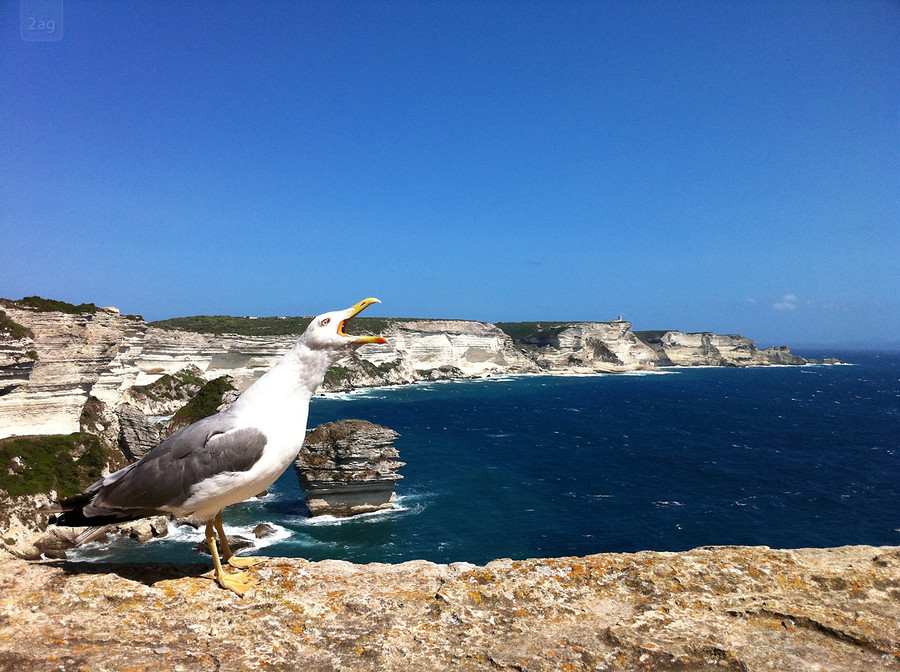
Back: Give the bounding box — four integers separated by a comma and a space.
301, 297, 388, 353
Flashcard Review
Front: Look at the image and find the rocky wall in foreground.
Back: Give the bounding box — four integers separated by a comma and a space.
0, 545, 897, 671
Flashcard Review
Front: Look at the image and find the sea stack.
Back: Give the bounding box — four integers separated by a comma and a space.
294, 420, 404, 517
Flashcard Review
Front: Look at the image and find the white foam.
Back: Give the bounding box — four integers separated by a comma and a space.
620, 369, 678, 376
152, 520, 294, 552
295, 508, 399, 527
291, 494, 428, 527
315, 368, 685, 401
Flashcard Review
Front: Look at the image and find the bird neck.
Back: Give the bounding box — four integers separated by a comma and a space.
230, 337, 339, 415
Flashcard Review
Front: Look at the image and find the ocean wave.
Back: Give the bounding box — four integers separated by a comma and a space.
158, 520, 294, 551
290, 494, 428, 527
65, 518, 295, 561
293, 508, 399, 527
620, 369, 679, 376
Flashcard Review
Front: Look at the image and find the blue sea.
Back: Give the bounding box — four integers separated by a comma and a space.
71, 351, 900, 566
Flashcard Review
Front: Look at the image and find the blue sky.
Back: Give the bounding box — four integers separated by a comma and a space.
1, 1, 897, 348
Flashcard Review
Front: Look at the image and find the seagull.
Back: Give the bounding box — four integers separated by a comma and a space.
48, 297, 387, 595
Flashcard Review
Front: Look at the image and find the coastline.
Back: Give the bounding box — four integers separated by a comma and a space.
315, 358, 846, 398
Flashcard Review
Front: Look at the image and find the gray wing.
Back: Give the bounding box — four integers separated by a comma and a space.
84, 413, 267, 516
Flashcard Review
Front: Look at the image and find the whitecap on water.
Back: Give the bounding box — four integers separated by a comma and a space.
620, 369, 678, 376
159, 520, 294, 551
290, 493, 428, 528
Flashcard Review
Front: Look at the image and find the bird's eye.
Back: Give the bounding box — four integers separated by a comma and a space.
319, 318, 330, 327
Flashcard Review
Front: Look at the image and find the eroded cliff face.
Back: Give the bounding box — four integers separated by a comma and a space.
637, 331, 808, 367
334, 319, 540, 389
0, 306, 144, 437
0, 305, 816, 440
523, 321, 660, 372
0, 545, 897, 671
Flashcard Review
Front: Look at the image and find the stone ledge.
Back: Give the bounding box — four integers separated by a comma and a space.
1, 545, 898, 671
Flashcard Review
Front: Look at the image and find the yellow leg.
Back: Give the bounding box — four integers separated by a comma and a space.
204, 519, 256, 597
214, 511, 267, 570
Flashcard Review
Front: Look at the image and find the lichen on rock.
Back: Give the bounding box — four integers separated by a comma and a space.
0, 545, 897, 671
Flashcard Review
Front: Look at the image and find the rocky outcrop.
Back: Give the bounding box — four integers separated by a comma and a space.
115, 403, 163, 461
0, 305, 145, 437
123, 327, 296, 392
0, 545, 897, 671
758, 345, 809, 365
519, 321, 660, 372
382, 319, 537, 376
636, 330, 809, 367
123, 364, 206, 416
295, 420, 404, 517
321, 319, 540, 391
0, 492, 55, 559
160, 375, 237, 439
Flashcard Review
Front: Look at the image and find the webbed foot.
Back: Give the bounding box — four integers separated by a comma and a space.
214, 568, 258, 597
227, 556, 267, 569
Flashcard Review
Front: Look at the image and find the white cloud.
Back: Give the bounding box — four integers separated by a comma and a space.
773, 294, 799, 311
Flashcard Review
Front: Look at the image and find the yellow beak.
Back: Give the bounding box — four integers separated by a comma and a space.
339, 297, 388, 344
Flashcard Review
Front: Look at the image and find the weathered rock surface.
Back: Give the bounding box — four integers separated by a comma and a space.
523, 321, 660, 372
0, 492, 55, 559
0, 305, 144, 437
383, 319, 538, 376
636, 331, 808, 367
125, 327, 295, 392
295, 420, 404, 517
0, 545, 896, 671
114, 402, 163, 461
123, 364, 206, 416
0, 304, 294, 439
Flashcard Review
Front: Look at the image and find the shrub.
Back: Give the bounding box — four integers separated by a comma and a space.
0, 310, 34, 340
171, 376, 236, 425
4, 296, 98, 315
0, 433, 109, 497
496, 322, 570, 345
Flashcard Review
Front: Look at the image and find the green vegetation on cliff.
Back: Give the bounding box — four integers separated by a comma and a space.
323, 358, 401, 387
151, 315, 314, 335
0, 310, 33, 340
2, 296, 99, 315
496, 322, 571, 345
132, 368, 205, 401
150, 315, 414, 337
170, 376, 236, 426
633, 330, 669, 343
0, 296, 142, 321
0, 433, 109, 497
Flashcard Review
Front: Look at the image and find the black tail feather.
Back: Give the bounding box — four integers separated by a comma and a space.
50, 492, 165, 531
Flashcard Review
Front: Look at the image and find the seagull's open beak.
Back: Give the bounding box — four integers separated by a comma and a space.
339, 297, 388, 344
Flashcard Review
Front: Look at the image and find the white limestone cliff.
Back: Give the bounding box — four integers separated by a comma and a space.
0, 306, 138, 437
362, 319, 538, 377
637, 330, 808, 367
523, 321, 660, 372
